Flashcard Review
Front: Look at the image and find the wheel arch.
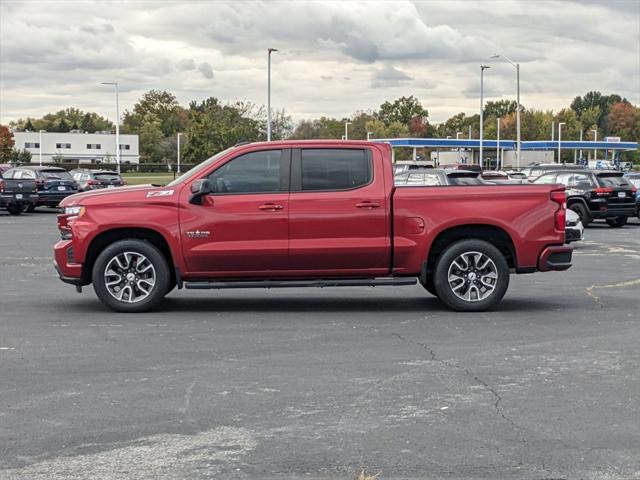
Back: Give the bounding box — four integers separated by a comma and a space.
82, 227, 175, 286
422, 224, 516, 284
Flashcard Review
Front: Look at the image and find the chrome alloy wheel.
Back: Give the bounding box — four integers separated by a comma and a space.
447, 251, 498, 302
104, 251, 156, 303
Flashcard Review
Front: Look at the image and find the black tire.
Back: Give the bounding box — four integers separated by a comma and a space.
92, 239, 170, 313
25, 203, 36, 213
569, 203, 590, 226
7, 205, 22, 215
606, 216, 627, 228
419, 276, 438, 297
433, 239, 510, 312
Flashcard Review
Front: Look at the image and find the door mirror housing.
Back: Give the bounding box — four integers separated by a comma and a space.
189, 179, 211, 205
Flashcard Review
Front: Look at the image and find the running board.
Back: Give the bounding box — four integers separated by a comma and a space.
184, 277, 418, 290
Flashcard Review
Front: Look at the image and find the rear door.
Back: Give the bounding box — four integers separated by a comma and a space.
180, 148, 291, 276
288, 147, 389, 275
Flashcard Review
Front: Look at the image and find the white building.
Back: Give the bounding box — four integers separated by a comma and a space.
13, 131, 140, 165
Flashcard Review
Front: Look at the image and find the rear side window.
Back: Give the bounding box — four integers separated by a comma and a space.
533, 173, 557, 184
208, 149, 284, 194
597, 174, 630, 188
395, 172, 441, 186
301, 149, 371, 191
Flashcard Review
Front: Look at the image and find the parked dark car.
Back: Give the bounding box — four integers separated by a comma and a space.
0, 169, 38, 215
521, 163, 586, 180
624, 173, 640, 219
9, 166, 78, 211
395, 169, 485, 186
481, 171, 527, 184
0, 164, 12, 175
70, 169, 126, 192
532, 170, 637, 227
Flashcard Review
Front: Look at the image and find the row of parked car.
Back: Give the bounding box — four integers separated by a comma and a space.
394, 162, 640, 243
0, 165, 125, 215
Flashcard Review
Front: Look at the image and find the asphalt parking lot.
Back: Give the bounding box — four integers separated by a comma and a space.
1, 210, 639, 480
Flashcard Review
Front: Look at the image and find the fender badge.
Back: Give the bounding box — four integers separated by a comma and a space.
186, 230, 210, 239
147, 190, 174, 198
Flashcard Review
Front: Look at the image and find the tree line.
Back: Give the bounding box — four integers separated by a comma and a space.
4, 89, 639, 165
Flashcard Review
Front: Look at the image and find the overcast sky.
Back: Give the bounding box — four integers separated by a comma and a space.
1, 0, 638, 126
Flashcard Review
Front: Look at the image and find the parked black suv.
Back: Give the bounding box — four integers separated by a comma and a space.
395, 169, 485, 186
521, 163, 586, 180
9, 166, 79, 211
70, 169, 126, 192
532, 170, 637, 227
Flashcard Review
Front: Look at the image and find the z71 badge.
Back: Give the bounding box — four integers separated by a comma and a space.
146, 190, 174, 198
186, 230, 211, 239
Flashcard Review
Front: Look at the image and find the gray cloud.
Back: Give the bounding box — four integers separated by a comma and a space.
371, 65, 412, 89
197, 62, 214, 79
0, 0, 637, 125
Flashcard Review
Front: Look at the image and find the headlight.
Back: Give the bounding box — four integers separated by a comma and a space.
64, 206, 86, 217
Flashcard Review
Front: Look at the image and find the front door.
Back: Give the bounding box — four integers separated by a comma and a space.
180, 148, 290, 277
288, 147, 390, 275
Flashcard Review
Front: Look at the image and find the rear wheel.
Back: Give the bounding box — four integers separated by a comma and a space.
7, 205, 22, 215
434, 239, 510, 312
606, 216, 627, 228
569, 203, 590, 226
92, 239, 170, 313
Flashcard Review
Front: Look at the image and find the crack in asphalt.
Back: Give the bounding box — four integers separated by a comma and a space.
389, 332, 518, 430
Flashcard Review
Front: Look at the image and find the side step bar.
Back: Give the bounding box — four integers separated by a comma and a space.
184, 277, 418, 290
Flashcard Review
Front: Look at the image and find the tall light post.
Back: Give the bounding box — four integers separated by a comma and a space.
592, 129, 598, 161
101, 82, 120, 173
479, 65, 490, 168
557, 122, 565, 163
366, 131, 373, 141
267, 48, 278, 141
496, 118, 500, 170
491, 53, 520, 168
38, 129, 45, 166
176, 133, 183, 174
344, 121, 352, 140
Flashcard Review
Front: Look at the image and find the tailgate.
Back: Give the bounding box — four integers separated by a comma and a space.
2, 179, 37, 194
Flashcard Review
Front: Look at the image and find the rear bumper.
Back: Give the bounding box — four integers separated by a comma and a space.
590, 206, 636, 219
537, 245, 573, 272
0, 193, 38, 206
53, 240, 85, 285
37, 191, 77, 206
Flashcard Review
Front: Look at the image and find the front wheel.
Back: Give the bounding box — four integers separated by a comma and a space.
92, 239, 170, 313
569, 203, 590, 226
606, 216, 627, 228
434, 239, 510, 312
7, 204, 22, 215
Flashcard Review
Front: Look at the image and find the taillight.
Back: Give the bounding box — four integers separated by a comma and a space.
631, 186, 637, 194
87, 179, 99, 185
594, 187, 613, 196
551, 188, 566, 231
0, 179, 4, 193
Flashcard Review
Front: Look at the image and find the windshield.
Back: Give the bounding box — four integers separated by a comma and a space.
167, 147, 235, 187
597, 174, 630, 188
41, 169, 73, 181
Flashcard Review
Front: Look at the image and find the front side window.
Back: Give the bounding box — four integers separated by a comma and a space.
207, 149, 284, 194
301, 149, 371, 191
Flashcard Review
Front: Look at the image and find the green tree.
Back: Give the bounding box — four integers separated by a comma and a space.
24, 119, 35, 132
483, 100, 518, 119
138, 117, 165, 163
377, 95, 428, 126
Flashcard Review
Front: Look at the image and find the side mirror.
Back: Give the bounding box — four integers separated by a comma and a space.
189, 179, 211, 205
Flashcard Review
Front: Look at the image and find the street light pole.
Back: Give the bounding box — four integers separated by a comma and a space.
558, 122, 565, 163
456, 131, 462, 162
496, 118, 500, 170
491, 54, 520, 168
267, 48, 278, 141
480, 65, 490, 168
592, 129, 598, 161
101, 82, 120, 173
177, 133, 182, 174
39, 129, 45, 166
344, 121, 352, 141
366, 131, 372, 141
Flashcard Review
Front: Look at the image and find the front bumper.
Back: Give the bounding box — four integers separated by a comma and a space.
565, 226, 583, 243
53, 239, 85, 285
538, 245, 573, 272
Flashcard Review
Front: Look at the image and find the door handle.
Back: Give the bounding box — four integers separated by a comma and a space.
356, 201, 381, 209
258, 203, 284, 210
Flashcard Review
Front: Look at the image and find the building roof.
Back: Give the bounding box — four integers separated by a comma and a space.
371, 138, 638, 151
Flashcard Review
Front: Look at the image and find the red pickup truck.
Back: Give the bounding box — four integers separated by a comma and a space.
54, 141, 572, 313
